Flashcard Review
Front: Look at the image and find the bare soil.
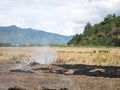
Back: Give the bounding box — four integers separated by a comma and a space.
0, 61, 120, 90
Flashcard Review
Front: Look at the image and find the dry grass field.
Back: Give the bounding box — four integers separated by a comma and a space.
0, 46, 120, 66
56, 46, 120, 66
0, 46, 120, 90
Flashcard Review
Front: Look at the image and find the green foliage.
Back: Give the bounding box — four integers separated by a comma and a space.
68, 14, 120, 47
67, 34, 82, 45
84, 22, 92, 35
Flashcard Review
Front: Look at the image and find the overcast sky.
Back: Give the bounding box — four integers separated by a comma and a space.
0, 0, 120, 35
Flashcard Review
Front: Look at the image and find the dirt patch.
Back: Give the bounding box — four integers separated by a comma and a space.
0, 62, 120, 90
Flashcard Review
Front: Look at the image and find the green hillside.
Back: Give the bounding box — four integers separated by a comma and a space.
0, 25, 72, 46
68, 14, 120, 47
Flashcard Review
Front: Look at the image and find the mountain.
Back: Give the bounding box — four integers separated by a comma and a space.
0, 25, 72, 46
68, 14, 120, 47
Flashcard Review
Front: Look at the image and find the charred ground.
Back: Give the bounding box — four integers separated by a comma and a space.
0, 62, 120, 90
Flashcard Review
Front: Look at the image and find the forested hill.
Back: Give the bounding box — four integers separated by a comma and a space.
0, 25, 72, 46
68, 14, 120, 46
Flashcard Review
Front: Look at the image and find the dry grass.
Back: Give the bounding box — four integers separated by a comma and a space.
55, 47, 120, 66
0, 46, 120, 66
0, 47, 34, 64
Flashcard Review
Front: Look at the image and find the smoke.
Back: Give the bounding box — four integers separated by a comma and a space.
28, 46, 57, 64
12, 46, 57, 70
14, 62, 27, 70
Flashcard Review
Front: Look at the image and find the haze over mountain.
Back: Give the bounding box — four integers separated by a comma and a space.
0, 25, 72, 46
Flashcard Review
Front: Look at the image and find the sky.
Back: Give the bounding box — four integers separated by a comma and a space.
0, 0, 120, 36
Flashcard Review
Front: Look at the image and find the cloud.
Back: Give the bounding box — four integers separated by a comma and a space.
0, 0, 120, 35
0, 11, 29, 27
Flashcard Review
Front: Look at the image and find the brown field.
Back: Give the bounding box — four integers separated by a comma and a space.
0, 46, 120, 66
0, 46, 120, 90
56, 46, 120, 66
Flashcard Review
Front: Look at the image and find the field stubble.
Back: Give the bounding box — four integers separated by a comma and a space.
0, 46, 120, 90
56, 47, 120, 66
0, 46, 120, 66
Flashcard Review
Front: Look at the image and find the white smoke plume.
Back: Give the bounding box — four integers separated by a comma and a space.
12, 46, 57, 70
28, 46, 57, 64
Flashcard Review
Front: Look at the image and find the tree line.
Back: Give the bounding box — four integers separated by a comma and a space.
68, 14, 120, 47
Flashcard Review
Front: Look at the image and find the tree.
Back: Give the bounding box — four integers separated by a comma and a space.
84, 22, 92, 34
67, 14, 120, 47
113, 13, 116, 18
104, 14, 113, 21
67, 34, 82, 45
